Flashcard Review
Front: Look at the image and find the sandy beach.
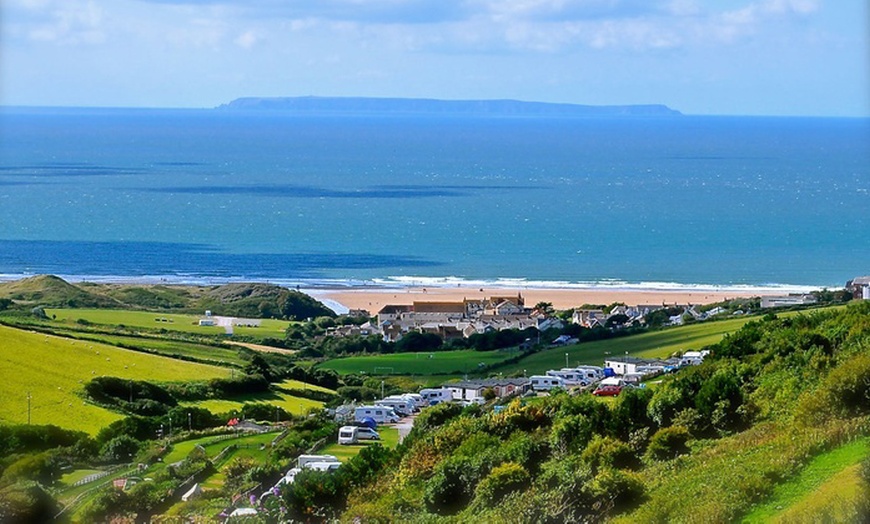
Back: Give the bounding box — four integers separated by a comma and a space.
312, 287, 761, 315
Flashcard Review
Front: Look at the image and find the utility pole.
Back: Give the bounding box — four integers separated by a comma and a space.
27, 392, 32, 425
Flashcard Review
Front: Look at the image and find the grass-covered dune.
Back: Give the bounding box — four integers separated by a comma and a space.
0, 325, 230, 433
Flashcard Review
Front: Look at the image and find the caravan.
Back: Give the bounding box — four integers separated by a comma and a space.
375, 398, 415, 416
530, 375, 566, 391
420, 388, 452, 405
354, 405, 399, 424
338, 425, 380, 444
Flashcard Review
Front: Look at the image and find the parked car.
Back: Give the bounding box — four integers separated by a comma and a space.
592, 385, 622, 396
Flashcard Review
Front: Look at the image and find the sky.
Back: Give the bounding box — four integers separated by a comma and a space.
1, 0, 868, 116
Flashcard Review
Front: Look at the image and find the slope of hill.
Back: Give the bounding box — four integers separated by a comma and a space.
0, 275, 120, 308
329, 302, 870, 523
0, 275, 334, 319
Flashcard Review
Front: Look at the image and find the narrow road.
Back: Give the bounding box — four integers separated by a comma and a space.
396, 414, 416, 444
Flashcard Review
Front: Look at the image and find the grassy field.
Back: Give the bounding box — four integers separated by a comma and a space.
45, 329, 249, 367
0, 325, 230, 433
46, 308, 292, 340
317, 349, 520, 376
185, 392, 324, 418
278, 379, 337, 395
742, 436, 870, 522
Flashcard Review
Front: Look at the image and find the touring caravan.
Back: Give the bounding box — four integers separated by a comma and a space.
375, 398, 414, 416
420, 388, 452, 405
354, 405, 399, 424
530, 375, 566, 391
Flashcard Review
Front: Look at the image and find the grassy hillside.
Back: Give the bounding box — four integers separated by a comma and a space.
0, 275, 336, 320
0, 275, 120, 308
0, 325, 230, 433
334, 302, 870, 523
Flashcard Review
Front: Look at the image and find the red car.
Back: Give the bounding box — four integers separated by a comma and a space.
592, 385, 622, 396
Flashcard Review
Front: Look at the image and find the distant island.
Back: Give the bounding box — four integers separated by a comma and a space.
217, 96, 681, 117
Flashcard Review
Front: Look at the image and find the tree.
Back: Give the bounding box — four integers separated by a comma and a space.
535, 302, 554, 315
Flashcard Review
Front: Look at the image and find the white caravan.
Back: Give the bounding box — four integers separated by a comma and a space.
530, 375, 567, 391
419, 388, 452, 405
354, 405, 399, 424
375, 398, 414, 416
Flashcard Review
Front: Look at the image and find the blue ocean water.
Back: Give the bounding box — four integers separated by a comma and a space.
0, 107, 867, 290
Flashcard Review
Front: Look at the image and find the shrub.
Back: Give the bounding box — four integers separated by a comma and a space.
423, 459, 473, 515
581, 436, 638, 472
100, 435, 141, 463
474, 462, 530, 508
796, 353, 870, 426
645, 426, 690, 461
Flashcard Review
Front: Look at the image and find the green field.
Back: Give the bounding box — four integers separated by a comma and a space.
317, 349, 520, 376
46, 308, 292, 340
44, 329, 249, 367
0, 325, 230, 433
278, 379, 337, 395
185, 392, 324, 418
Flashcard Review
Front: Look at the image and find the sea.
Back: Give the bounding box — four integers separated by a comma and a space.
0, 107, 868, 293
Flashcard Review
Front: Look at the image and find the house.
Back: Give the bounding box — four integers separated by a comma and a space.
572, 309, 606, 328
846, 276, 870, 300
760, 295, 817, 308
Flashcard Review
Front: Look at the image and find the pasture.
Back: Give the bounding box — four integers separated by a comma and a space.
0, 325, 230, 433
46, 308, 292, 340
317, 348, 519, 376
46, 329, 248, 367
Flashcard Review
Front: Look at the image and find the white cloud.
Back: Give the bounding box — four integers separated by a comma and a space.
234, 30, 259, 49
9, 0, 106, 44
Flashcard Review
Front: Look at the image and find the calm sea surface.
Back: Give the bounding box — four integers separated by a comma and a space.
0, 108, 867, 290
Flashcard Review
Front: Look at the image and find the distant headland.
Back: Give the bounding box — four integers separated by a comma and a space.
216, 96, 682, 117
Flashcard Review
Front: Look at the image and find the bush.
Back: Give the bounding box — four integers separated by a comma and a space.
100, 435, 141, 463
423, 459, 473, 515
645, 426, 690, 461
581, 436, 638, 473
796, 353, 870, 426
474, 462, 529, 507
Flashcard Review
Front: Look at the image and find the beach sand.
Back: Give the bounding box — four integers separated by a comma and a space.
313, 287, 759, 315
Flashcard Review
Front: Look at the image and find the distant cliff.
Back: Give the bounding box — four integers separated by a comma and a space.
217, 96, 681, 117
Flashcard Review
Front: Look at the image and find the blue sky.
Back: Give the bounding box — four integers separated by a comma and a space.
1, 0, 867, 116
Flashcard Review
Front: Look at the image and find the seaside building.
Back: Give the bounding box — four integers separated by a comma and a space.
846, 276, 870, 300
760, 295, 817, 308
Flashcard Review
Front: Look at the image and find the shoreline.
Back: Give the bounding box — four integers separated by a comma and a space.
311, 286, 771, 315
0, 273, 827, 315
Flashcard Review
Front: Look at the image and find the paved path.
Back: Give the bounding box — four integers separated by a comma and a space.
396, 415, 416, 444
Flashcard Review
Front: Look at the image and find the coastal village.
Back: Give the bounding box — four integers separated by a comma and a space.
322, 288, 850, 344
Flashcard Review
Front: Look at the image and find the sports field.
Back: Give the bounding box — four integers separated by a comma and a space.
0, 325, 230, 433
